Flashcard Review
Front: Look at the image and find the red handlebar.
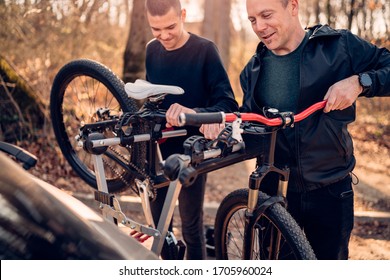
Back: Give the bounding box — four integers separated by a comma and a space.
225, 100, 327, 126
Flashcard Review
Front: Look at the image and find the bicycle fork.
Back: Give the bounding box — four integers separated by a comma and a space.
243, 170, 289, 259
243, 132, 290, 259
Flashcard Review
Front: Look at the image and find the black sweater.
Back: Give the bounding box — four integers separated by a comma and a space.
146, 33, 238, 155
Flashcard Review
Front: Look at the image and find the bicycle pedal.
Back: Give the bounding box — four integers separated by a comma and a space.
129, 230, 151, 243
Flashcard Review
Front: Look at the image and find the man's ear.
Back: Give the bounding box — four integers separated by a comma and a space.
291, 0, 299, 16
181, 8, 187, 22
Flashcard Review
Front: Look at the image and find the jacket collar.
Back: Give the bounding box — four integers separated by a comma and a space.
254, 24, 341, 57
306, 24, 341, 39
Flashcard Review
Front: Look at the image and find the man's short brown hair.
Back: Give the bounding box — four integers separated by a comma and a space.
145, 0, 182, 16
281, 0, 289, 8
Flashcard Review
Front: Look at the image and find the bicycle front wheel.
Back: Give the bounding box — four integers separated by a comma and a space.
50, 59, 145, 192
214, 189, 316, 260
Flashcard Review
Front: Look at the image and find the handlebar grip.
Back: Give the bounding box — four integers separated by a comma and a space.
178, 112, 225, 127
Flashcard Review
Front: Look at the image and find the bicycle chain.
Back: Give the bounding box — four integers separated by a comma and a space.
105, 146, 157, 200
101, 154, 135, 192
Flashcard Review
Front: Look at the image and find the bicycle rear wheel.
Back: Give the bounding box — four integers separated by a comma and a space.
50, 59, 145, 193
214, 188, 316, 260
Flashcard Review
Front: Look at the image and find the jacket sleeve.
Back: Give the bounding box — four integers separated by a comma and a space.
193, 43, 239, 113
345, 30, 390, 98
239, 63, 252, 113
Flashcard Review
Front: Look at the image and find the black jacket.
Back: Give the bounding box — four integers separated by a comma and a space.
240, 25, 390, 192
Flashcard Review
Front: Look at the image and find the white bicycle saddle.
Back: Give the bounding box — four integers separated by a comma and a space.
125, 79, 184, 100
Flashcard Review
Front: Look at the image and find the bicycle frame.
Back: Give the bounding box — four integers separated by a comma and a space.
74, 71, 325, 259
85, 119, 257, 257
176, 100, 326, 259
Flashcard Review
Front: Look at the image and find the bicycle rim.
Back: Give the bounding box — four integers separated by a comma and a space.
215, 189, 316, 260
50, 59, 144, 192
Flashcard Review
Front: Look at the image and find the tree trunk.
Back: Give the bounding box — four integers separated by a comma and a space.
326, 0, 334, 27
202, 0, 232, 67
202, 0, 216, 42
0, 55, 46, 141
122, 0, 152, 83
216, 0, 232, 67
314, 0, 321, 24
348, 0, 356, 30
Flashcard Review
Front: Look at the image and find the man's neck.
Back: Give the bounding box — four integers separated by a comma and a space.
172, 30, 190, 51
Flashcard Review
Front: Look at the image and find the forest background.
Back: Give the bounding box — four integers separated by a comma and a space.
1, 0, 389, 138
0, 0, 389, 259
1, 0, 389, 140
0, 0, 389, 200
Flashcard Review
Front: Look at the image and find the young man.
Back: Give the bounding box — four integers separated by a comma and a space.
144, 0, 238, 259
241, 0, 390, 259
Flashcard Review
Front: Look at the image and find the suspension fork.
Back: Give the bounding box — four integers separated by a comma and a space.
243, 130, 290, 259
243, 169, 262, 260
244, 169, 289, 259
151, 154, 191, 255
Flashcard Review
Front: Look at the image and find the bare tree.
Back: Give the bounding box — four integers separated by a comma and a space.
84, 0, 105, 27
347, 0, 357, 30
202, 0, 215, 41
202, 0, 232, 67
313, 0, 321, 24
216, 0, 232, 67
123, 0, 152, 83
325, 0, 334, 27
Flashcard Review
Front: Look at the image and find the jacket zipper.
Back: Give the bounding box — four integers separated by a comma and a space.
295, 36, 309, 193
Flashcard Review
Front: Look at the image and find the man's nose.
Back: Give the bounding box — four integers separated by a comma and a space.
160, 30, 169, 40
254, 20, 267, 33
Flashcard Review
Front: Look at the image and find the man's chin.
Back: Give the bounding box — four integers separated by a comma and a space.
160, 41, 173, 50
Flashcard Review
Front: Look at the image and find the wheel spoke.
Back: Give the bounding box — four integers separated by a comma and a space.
216, 190, 315, 260
50, 60, 142, 192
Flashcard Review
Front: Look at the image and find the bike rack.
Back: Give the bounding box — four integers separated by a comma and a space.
91, 152, 191, 257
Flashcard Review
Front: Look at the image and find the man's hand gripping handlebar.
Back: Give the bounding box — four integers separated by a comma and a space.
178, 100, 327, 128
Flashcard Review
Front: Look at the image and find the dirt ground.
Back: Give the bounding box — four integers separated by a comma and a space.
206, 157, 390, 260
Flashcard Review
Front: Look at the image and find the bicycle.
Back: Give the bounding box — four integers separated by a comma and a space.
50, 59, 321, 259
50, 59, 186, 194
81, 94, 324, 260
50, 59, 200, 259
161, 101, 327, 260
